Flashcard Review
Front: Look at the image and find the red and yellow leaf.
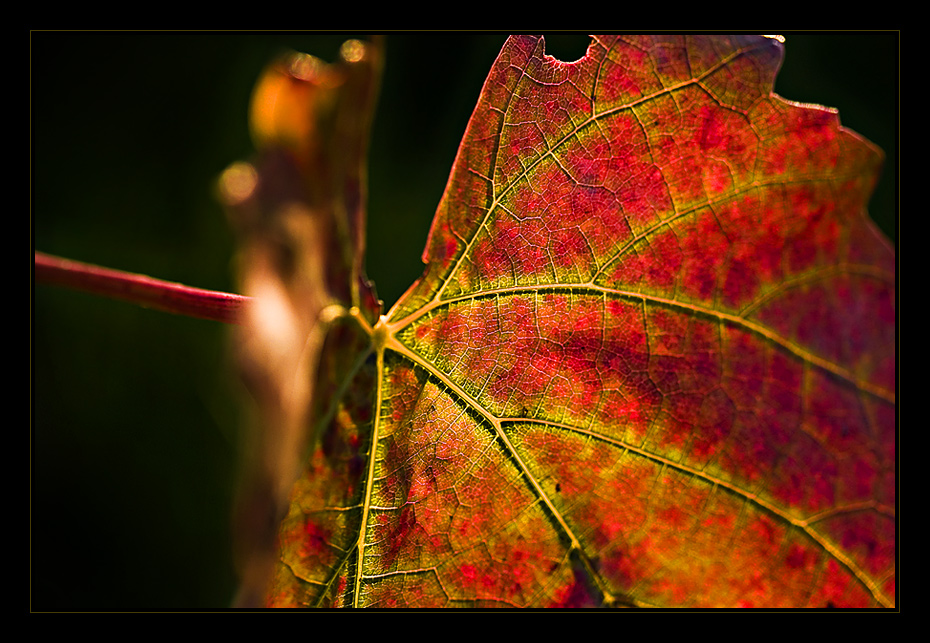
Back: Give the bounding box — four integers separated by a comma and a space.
270, 35, 894, 608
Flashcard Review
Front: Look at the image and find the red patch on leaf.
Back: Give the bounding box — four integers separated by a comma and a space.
302, 519, 330, 556
785, 543, 811, 570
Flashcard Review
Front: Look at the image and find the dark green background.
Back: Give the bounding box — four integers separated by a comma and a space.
32, 33, 897, 609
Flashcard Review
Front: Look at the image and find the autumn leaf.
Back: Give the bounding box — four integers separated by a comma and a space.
267, 35, 895, 608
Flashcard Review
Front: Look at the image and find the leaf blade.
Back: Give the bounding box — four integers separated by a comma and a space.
378, 35, 894, 607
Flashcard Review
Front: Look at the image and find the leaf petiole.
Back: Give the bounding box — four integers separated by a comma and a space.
34, 251, 250, 325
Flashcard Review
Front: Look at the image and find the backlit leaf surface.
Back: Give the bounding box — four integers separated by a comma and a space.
270, 35, 895, 608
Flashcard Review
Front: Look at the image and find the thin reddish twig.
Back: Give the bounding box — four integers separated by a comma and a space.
34, 251, 250, 325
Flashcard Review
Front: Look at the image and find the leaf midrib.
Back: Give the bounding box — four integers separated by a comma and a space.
388, 279, 894, 405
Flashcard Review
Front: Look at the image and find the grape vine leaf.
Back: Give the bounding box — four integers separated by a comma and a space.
243, 35, 895, 608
